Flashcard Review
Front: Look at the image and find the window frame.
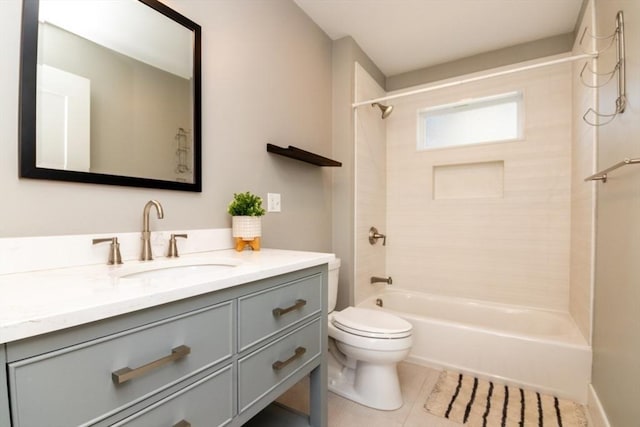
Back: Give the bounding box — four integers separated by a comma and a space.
417, 91, 524, 151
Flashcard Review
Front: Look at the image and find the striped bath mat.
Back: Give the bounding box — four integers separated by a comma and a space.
425, 371, 587, 427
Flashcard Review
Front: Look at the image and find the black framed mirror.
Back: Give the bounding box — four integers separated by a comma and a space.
19, 0, 202, 192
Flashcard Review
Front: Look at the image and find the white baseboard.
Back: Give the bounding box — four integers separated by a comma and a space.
587, 384, 611, 427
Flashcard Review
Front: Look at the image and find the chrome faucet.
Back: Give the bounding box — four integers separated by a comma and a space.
141, 200, 164, 261
371, 276, 392, 285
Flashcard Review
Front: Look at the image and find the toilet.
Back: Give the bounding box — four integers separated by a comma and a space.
327, 258, 413, 410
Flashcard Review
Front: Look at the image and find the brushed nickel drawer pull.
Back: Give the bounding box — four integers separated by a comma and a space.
173, 421, 191, 427
272, 299, 307, 317
112, 345, 191, 385
272, 346, 306, 371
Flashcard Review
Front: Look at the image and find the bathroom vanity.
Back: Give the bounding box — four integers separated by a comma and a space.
0, 247, 331, 427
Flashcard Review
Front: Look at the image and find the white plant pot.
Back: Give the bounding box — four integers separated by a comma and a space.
232, 216, 262, 240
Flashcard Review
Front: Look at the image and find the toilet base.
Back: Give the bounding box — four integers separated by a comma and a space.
327, 350, 404, 411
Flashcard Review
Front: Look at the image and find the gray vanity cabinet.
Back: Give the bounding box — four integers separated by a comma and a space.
8, 302, 234, 427
238, 274, 322, 351
0, 349, 10, 426
113, 366, 235, 427
238, 318, 321, 412
1, 264, 327, 427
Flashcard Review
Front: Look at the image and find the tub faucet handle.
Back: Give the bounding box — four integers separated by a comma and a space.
369, 226, 387, 246
167, 233, 188, 258
92, 237, 123, 265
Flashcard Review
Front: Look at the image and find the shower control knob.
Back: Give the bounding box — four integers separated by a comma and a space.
369, 226, 387, 246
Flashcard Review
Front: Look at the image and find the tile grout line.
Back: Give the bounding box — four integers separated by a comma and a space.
401, 368, 431, 426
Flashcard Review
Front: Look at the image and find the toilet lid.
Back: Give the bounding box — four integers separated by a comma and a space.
332, 307, 412, 339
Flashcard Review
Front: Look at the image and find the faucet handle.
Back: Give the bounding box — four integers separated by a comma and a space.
167, 234, 188, 258
368, 226, 387, 246
92, 237, 123, 265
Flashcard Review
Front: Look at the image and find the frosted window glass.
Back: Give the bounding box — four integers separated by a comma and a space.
419, 92, 522, 149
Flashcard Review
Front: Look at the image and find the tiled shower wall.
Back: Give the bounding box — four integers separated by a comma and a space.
570, 0, 597, 343
354, 63, 387, 304
385, 63, 573, 310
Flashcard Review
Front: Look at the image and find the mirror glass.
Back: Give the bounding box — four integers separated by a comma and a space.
20, 0, 202, 191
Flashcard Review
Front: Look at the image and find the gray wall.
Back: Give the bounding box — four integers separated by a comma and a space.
386, 33, 575, 91
1, 0, 333, 253
591, 0, 640, 425
331, 36, 384, 309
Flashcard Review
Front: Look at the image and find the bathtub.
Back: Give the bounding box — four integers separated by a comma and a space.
359, 289, 591, 403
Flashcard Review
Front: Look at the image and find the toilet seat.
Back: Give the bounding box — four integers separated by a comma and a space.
332, 307, 412, 339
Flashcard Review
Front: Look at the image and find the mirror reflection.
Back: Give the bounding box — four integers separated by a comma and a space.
20, 0, 201, 191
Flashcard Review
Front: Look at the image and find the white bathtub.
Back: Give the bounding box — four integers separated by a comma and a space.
359, 289, 591, 403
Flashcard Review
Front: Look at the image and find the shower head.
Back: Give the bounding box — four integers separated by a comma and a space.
372, 102, 393, 119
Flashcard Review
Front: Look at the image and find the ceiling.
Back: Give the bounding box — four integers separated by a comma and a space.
294, 0, 584, 77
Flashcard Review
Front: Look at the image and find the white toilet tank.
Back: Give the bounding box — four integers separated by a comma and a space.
328, 257, 340, 313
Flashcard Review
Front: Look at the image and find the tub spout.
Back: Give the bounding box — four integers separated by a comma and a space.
371, 276, 392, 285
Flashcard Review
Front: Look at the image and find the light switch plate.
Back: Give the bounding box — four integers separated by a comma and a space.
267, 193, 281, 212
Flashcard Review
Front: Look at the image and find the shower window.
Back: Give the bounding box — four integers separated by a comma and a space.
417, 91, 523, 150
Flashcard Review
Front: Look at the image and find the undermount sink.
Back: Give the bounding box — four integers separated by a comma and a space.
114, 258, 240, 280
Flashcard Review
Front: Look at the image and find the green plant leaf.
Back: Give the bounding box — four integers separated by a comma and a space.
227, 191, 266, 216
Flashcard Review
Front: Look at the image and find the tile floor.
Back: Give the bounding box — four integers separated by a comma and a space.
278, 361, 593, 426
277, 362, 461, 427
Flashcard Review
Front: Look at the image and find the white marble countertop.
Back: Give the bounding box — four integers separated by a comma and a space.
0, 248, 334, 344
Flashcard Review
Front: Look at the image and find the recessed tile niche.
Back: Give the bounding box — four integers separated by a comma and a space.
433, 160, 504, 199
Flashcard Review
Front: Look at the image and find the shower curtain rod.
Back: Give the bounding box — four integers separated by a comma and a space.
352, 53, 597, 108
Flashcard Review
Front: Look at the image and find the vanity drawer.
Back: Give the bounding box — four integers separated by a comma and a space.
238, 273, 322, 351
113, 365, 234, 427
8, 301, 233, 427
238, 318, 321, 412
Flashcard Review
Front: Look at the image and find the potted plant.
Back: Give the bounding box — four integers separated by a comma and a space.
228, 192, 266, 251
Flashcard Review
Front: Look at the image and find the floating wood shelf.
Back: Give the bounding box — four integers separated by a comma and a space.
267, 144, 342, 167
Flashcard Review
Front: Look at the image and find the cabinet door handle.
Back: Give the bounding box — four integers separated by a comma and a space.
173, 421, 191, 427
272, 299, 306, 317
112, 345, 191, 385
272, 346, 306, 371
